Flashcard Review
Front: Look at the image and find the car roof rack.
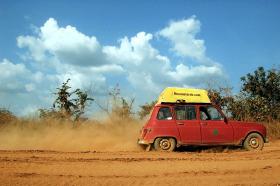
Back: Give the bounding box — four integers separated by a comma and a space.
157, 87, 211, 104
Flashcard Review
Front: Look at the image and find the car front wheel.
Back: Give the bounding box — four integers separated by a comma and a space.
243, 133, 264, 151
154, 137, 176, 152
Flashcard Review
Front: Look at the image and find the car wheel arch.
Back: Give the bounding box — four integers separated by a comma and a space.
242, 131, 265, 145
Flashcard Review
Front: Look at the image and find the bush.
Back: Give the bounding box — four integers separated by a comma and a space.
0, 108, 16, 124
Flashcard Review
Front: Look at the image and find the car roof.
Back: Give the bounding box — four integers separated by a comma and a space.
156, 103, 212, 107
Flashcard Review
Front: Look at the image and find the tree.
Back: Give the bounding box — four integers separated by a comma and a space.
240, 66, 280, 121
94, 84, 135, 121
39, 79, 94, 121
210, 67, 280, 121
138, 100, 157, 119
109, 84, 135, 120
208, 87, 234, 109
241, 67, 280, 103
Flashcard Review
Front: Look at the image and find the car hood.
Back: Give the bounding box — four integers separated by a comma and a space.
228, 120, 264, 128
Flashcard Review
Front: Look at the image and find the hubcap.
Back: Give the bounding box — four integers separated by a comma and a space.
160, 139, 171, 150
249, 137, 259, 148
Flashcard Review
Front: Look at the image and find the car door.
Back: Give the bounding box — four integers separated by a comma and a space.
199, 105, 234, 144
175, 105, 201, 144
153, 106, 178, 137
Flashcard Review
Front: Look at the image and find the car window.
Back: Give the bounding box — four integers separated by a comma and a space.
207, 106, 223, 120
186, 106, 196, 120
199, 106, 223, 120
157, 107, 172, 120
175, 106, 196, 120
175, 106, 185, 120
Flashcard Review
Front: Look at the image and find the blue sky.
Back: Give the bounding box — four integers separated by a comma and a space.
0, 0, 280, 116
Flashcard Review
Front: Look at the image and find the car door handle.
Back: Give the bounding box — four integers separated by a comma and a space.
201, 122, 207, 126
177, 122, 184, 125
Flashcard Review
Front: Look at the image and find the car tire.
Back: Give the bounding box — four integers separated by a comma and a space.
243, 133, 264, 151
154, 137, 176, 152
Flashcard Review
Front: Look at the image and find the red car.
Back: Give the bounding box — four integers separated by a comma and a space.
138, 103, 268, 151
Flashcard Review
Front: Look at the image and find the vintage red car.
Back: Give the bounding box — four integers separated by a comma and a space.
138, 103, 268, 151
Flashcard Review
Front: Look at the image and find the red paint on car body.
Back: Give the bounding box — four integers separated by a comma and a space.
138, 103, 267, 147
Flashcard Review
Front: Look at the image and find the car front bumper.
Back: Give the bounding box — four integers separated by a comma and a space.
137, 139, 151, 145
137, 139, 152, 151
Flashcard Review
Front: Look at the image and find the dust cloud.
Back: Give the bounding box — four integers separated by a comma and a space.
0, 119, 143, 152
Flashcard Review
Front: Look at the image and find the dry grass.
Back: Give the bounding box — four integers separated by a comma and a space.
264, 122, 280, 140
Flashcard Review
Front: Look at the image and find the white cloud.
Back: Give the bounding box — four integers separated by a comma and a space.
89, 64, 124, 74
158, 16, 211, 64
103, 32, 162, 66
0, 59, 31, 92
104, 28, 224, 97
167, 64, 223, 83
41, 18, 104, 66
104, 32, 172, 96
1, 16, 226, 115
25, 83, 35, 92
127, 72, 161, 94
17, 18, 105, 67
14, 18, 126, 107
17, 36, 46, 62
0, 59, 54, 115
0, 59, 28, 78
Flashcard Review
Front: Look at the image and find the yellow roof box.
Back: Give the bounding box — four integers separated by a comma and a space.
157, 87, 211, 104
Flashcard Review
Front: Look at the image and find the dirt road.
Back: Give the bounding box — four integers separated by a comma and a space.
0, 141, 280, 186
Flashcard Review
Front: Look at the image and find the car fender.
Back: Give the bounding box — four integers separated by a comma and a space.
238, 130, 266, 145
145, 126, 180, 144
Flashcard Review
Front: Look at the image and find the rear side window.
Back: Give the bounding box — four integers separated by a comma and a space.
157, 107, 172, 120
175, 106, 185, 120
175, 106, 196, 120
186, 106, 196, 120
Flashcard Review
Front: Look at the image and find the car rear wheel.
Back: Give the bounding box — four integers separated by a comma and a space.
243, 133, 264, 151
154, 137, 176, 152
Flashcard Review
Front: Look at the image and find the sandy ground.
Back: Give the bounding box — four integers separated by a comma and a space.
0, 141, 280, 186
